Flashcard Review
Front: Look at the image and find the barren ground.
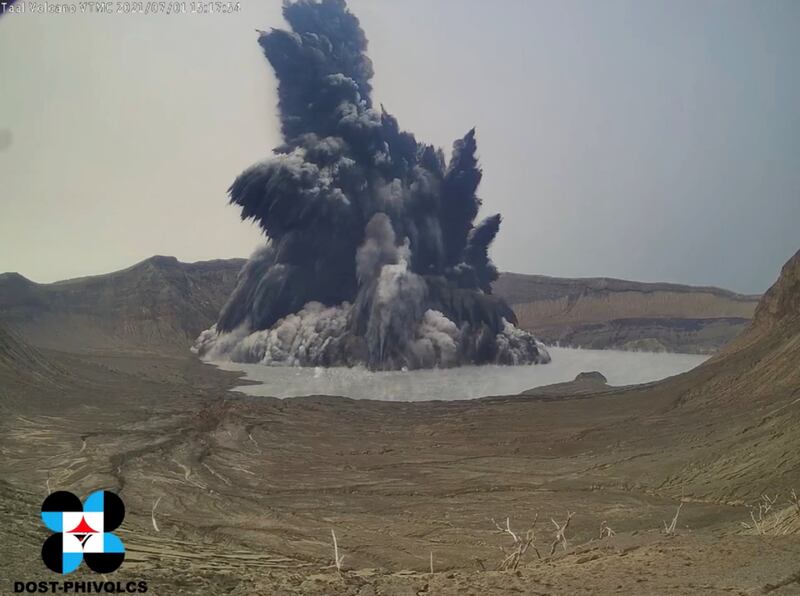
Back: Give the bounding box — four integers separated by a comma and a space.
1, 251, 799, 595
1, 346, 799, 595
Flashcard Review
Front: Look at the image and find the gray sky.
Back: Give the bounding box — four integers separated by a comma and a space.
1, 0, 798, 294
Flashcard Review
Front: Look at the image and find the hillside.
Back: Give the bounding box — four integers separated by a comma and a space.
0, 250, 798, 594
678, 247, 800, 393
0, 256, 245, 354
494, 272, 759, 352
736, 248, 800, 342
0, 257, 758, 355
591, 249, 800, 502
0, 323, 62, 383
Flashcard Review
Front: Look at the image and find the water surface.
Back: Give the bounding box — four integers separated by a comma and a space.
211, 347, 708, 402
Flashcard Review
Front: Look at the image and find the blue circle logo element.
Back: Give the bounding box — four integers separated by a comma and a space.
40, 490, 126, 574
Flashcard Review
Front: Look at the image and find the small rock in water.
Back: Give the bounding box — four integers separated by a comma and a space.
574, 371, 608, 384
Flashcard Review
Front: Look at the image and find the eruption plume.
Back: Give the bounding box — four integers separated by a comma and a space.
194, 0, 550, 370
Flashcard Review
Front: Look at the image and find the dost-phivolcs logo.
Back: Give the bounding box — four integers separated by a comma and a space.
40, 490, 125, 574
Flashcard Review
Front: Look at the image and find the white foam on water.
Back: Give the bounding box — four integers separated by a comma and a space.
210, 347, 708, 402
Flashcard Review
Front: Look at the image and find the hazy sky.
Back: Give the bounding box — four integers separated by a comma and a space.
1, 0, 798, 293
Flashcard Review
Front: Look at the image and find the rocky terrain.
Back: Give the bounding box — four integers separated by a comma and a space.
494, 272, 758, 353
0, 256, 244, 354
0, 324, 63, 384
0, 257, 757, 357
0, 250, 798, 594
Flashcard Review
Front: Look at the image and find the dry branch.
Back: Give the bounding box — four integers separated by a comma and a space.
663, 502, 683, 535
747, 494, 778, 535
492, 514, 541, 570
599, 520, 616, 539
741, 492, 799, 536
151, 497, 161, 533
549, 511, 574, 556
330, 529, 345, 576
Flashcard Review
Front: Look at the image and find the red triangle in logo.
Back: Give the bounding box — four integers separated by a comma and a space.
68, 516, 97, 534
